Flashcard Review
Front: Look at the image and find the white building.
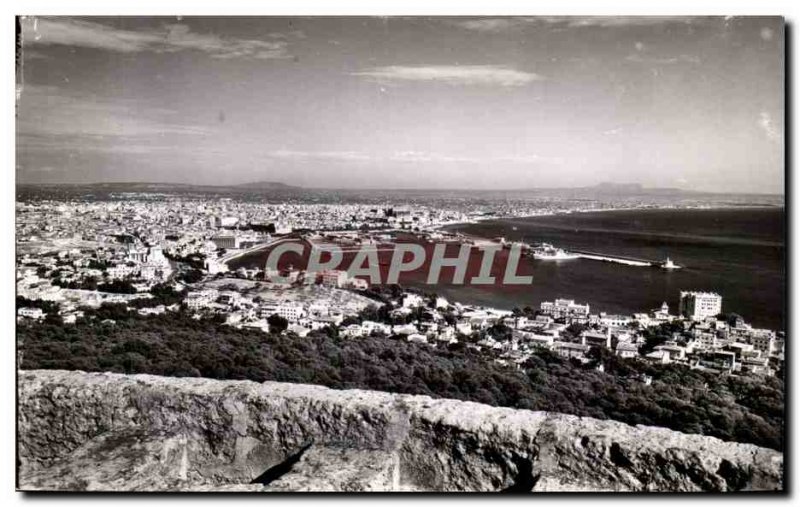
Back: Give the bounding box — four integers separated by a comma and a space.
597, 313, 632, 328
514, 330, 556, 349
275, 303, 306, 322
455, 322, 473, 336
106, 264, 138, 280
361, 320, 391, 336
402, 294, 425, 308
615, 341, 639, 359
692, 330, 718, 350
679, 291, 722, 321
582, 330, 611, 348
215, 216, 239, 228
17, 307, 45, 320
407, 333, 428, 344
186, 289, 219, 310
540, 299, 590, 321
652, 301, 671, 321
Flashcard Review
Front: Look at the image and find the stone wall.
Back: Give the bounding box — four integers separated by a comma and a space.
17, 370, 783, 492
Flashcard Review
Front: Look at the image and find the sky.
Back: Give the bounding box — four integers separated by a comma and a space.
16, 16, 784, 193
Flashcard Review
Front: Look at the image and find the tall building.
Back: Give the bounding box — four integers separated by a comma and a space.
679, 291, 722, 320
319, 270, 347, 288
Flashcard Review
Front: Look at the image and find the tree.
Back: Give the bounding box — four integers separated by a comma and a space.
267, 314, 289, 333
16, 310, 784, 451
178, 269, 204, 284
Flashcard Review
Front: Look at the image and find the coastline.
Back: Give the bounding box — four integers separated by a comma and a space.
433, 203, 786, 237
427, 206, 785, 331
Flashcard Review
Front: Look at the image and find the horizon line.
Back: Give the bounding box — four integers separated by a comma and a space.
14, 180, 786, 197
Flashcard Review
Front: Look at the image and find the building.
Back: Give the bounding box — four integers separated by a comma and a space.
521, 332, 556, 350
540, 299, 590, 321
694, 351, 737, 374
597, 313, 632, 328
615, 341, 639, 359
106, 264, 138, 280
653, 342, 687, 362
645, 350, 671, 364
407, 333, 428, 344
211, 235, 241, 250
146, 245, 169, 266
346, 277, 369, 290
747, 328, 777, 355
204, 259, 229, 274
214, 216, 239, 228
402, 294, 425, 308
581, 329, 611, 348
17, 307, 45, 320
185, 289, 218, 310
692, 329, 718, 350
554, 341, 590, 360
287, 324, 311, 337
740, 356, 773, 376
652, 301, 671, 320
125, 246, 148, 263
679, 291, 722, 321
275, 303, 306, 322
217, 291, 242, 307
319, 270, 347, 288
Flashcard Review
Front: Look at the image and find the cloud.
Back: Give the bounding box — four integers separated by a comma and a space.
450, 16, 695, 32
448, 18, 534, 33
268, 149, 557, 165
758, 111, 782, 142
625, 53, 701, 65
448, 16, 694, 33
352, 65, 541, 87
390, 151, 475, 163
19, 16, 292, 60
556, 16, 695, 28
270, 150, 372, 162
17, 84, 213, 159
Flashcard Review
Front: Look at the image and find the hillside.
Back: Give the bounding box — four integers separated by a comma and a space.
17, 311, 784, 451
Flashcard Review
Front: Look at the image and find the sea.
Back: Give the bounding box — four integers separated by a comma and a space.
230, 206, 785, 332
439, 207, 785, 331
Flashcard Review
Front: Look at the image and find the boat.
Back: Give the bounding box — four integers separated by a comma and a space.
660, 257, 681, 270
532, 243, 580, 260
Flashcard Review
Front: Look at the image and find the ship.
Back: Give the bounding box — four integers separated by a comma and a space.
532, 243, 580, 260
659, 257, 681, 270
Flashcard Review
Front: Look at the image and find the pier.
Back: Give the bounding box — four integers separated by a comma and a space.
219, 237, 290, 265
571, 250, 655, 267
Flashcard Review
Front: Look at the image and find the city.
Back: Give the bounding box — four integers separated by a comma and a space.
17, 193, 784, 379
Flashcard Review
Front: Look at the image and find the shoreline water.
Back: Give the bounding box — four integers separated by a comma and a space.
224, 205, 784, 331
432, 207, 785, 331
432, 203, 785, 234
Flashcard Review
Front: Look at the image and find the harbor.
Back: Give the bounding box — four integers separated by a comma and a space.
525, 242, 680, 269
